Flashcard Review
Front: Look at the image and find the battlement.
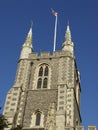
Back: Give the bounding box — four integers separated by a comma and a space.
65, 126, 96, 130
88, 126, 97, 130
29, 50, 74, 60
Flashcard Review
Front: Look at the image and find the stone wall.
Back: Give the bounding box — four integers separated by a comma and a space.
23, 89, 58, 128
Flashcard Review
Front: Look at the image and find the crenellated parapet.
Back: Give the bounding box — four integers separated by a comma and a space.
29, 50, 74, 60
76, 126, 96, 130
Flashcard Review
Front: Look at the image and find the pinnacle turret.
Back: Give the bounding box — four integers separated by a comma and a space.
62, 24, 73, 48
62, 24, 74, 54
23, 27, 33, 49
20, 27, 33, 59
65, 24, 72, 42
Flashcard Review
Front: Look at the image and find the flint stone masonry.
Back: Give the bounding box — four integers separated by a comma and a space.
23, 89, 57, 127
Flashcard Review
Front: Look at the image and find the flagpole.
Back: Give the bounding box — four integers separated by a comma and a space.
53, 14, 58, 52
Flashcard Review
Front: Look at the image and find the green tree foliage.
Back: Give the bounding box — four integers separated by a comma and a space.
0, 114, 8, 130
10, 125, 22, 130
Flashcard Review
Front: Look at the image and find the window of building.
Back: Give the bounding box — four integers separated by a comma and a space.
6, 101, 10, 104
5, 107, 9, 110
30, 110, 44, 128
43, 78, 48, 88
44, 66, 48, 76
12, 98, 17, 101
37, 78, 42, 89
37, 64, 49, 89
7, 96, 11, 99
10, 109, 14, 111
59, 96, 64, 99
59, 107, 64, 110
39, 67, 43, 76
36, 112, 41, 126
14, 88, 18, 90
59, 101, 64, 105
11, 103, 16, 106
60, 90, 64, 93
13, 93, 17, 96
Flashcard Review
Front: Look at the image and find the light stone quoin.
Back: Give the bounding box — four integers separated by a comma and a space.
3, 24, 96, 130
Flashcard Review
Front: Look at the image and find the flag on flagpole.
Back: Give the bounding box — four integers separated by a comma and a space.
51, 9, 58, 52
51, 9, 58, 16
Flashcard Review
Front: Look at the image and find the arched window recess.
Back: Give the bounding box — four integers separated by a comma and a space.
34, 110, 42, 126
37, 64, 49, 89
36, 112, 41, 126
44, 66, 48, 76
39, 66, 43, 76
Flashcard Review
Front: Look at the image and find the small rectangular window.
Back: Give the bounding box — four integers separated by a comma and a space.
14, 88, 18, 90
13, 93, 17, 96
7, 96, 11, 99
60, 85, 64, 88
12, 98, 17, 101
6, 101, 10, 104
59, 107, 63, 110
10, 109, 14, 111
11, 103, 16, 106
60, 90, 64, 93
5, 107, 9, 109
59, 101, 64, 105
59, 96, 64, 99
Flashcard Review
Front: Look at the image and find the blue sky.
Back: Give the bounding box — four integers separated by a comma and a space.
0, 0, 98, 129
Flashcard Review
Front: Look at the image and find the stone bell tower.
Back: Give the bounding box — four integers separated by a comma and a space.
3, 23, 96, 130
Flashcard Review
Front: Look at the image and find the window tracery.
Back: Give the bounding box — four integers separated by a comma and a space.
37, 64, 49, 89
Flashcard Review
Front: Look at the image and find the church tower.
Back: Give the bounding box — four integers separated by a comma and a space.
3, 24, 96, 130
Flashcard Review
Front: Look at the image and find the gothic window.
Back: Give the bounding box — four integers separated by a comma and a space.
37, 78, 42, 89
43, 78, 48, 88
36, 112, 41, 126
37, 64, 49, 89
39, 67, 43, 76
44, 66, 48, 76
30, 111, 44, 128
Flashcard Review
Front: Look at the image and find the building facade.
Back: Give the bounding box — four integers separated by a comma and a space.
3, 24, 96, 130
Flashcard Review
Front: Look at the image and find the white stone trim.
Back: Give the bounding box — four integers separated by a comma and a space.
30, 111, 44, 128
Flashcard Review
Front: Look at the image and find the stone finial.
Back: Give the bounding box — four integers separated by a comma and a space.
62, 24, 73, 48
20, 27, 33, 59
62, 24, 74, 54
23, 27, 33, 49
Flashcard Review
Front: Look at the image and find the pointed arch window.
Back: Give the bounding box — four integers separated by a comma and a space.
43, 78, 48, 88
30, 111, 44, 127
37, 64, 49, 89
36, 112, 41, 126
37, 78, 42, 89
44, 66, 48, 76
39, 67, 43, 76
